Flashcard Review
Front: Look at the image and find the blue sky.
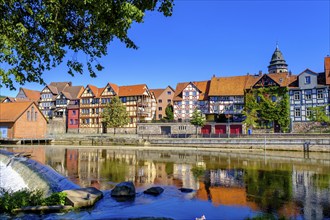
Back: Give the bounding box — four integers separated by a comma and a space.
1, 0, 329, 97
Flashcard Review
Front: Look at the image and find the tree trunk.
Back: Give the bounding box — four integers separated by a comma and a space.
196, 126, 198, 138
114, 127, 116, 135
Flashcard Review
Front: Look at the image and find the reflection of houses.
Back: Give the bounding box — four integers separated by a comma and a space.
79, 149, 103, 187
0, 102, 47, 139
154, 163, 175, 186
173, 164, 199, 190
66, 149, 79, 184
135, 161, 156, 186
292, 170, 330, 220
196, 182, 259, 210
209, 169, 244, 187
46, 148, 66, 176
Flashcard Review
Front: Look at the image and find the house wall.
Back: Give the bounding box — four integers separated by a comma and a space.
67, 108, 80, 129
13, 105, 47, 138
155, 88, 174, 120
174, 84, 201, 121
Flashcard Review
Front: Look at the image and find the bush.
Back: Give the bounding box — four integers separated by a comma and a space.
0, 188, 67, 214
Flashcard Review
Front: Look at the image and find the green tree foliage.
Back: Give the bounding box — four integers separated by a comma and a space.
164, 104, 174, 121
190, 108, 206, 136
101, 96, 129, 134
0, 188, 67, 213
0, 0, 174, 90
244, 87, 290, 132
307, 105, 330, 124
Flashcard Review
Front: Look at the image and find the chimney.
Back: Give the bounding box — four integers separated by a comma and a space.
258, 70, 262, 76
325, 56, 330, 85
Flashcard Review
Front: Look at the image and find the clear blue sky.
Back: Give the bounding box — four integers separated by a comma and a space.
1, 0, 329, 97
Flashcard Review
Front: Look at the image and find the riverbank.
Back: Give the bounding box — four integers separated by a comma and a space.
46, 133, 330, 152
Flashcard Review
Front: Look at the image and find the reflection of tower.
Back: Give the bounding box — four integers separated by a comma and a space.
292, 169, 329, 220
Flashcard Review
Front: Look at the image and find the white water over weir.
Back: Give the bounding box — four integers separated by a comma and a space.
0, 150, 79, 196
0, 161, 28, 194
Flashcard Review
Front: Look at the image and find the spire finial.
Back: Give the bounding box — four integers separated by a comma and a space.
276, 41, 279, 49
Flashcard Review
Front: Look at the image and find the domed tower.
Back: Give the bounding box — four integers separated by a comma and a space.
268, 44, 288, 73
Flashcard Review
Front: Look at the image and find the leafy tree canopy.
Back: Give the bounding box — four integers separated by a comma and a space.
0, 0, 174, 90
101, 96, 129, 133
164, 103, 174, 120
190, 108, 206, 127
307, 105, 330, 124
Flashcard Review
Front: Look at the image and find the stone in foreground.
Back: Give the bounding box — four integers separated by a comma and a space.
64, 187, 103, 208
111, 181, 136, 197
144, 187, 164, 196
13, 205, 73, 214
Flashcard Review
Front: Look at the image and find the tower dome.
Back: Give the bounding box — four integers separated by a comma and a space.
268, 45, 288, 73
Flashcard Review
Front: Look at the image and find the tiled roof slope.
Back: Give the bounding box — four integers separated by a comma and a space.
0, 102, 33, 122
267, 72, 296, 87
21, 88, 40, 101
48, 82, 71, 94
119, 84, 148, 97
173, 81, 210, 101
150, 89, 165, 99
325, 56, 330, 85
62, 86, 84, 100
209, 75, 249, 96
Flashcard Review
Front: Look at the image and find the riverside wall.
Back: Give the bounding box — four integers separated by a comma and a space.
48, 133, 330, 152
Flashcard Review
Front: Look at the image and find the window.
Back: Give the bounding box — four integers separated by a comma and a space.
185, 101, 189, 106
31, 107, 35, 121
107, 87, 111, 92
158, 99, 162, 103
295, 107, 301, 117
306, 107, 312, 117
158, 107, 162, 111
35, 112, 37, 121
294, 91, 300, 100
177, 101, 182, 106
317, 89, 324, 99
186, 110, 189, 114
305, 90, 312, 100
271, 96, 276, 102
73, 110, 76, 115
70, 119, 74, 125
167, 91, 171, 95
167, 99, 171, 103
27, 111, 30, 121
75, 119, 79, 125
305, 76, 311, 84
121, 97, 127, 103
192, 91, 197, 96
185, 92, 189, 97
158, 114, 162, 119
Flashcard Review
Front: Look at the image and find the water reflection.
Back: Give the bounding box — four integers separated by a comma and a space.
3, 146, 330, 219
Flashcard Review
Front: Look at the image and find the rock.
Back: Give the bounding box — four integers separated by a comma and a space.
64, 187, 103, 208
111, 181, 136, 197
178, 188, 193, 193
144, 187, 164, 196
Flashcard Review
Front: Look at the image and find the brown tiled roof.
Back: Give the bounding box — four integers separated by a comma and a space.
267, 72, 296, 87
325, 56, 330, 85
49, 82, 71, 94
244, 74, 262, 90
21, 88, 40, 101
173, 81, 209, 101
87, 84, 101, 98
62, 86, 84, 100
1, 97, 17, 103
100, 82, 119, 96
0, 102, 34, 122
149, 89, 164, 99
209, 75, 249, 96
118, 84, 149, 97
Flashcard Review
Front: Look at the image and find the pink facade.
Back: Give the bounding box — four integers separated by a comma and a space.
67, 107, 80, 129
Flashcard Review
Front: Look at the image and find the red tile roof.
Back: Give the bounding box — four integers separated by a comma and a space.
173, 81, 210, 101
0, 102, 39, 122
20, 88, 40, 101
149, 89, 165, 99
325, 56, 330, 85
118, 84, 149, 97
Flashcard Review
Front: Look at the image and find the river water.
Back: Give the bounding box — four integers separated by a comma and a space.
1, 145, 330, 220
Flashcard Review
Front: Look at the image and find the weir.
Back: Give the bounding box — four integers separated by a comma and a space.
0, 150, 79, 196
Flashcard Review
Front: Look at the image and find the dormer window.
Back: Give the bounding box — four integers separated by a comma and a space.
305, 76, 311, 84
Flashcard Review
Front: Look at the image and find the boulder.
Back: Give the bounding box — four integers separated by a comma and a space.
111, 181, 136, 197
144, 187, 164, 196
178, 188, 193, 193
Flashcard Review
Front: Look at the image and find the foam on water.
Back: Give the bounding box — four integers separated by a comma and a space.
0, 161, 28, 194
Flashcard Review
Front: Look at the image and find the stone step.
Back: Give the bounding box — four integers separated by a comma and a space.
63, 187, 103, 208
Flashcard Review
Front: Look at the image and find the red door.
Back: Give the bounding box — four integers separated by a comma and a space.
215, 125, 226, 134
230, 125, 242, 134
201, 125, 211, 134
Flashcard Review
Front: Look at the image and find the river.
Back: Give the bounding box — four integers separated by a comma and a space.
1, 145, 330, 219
